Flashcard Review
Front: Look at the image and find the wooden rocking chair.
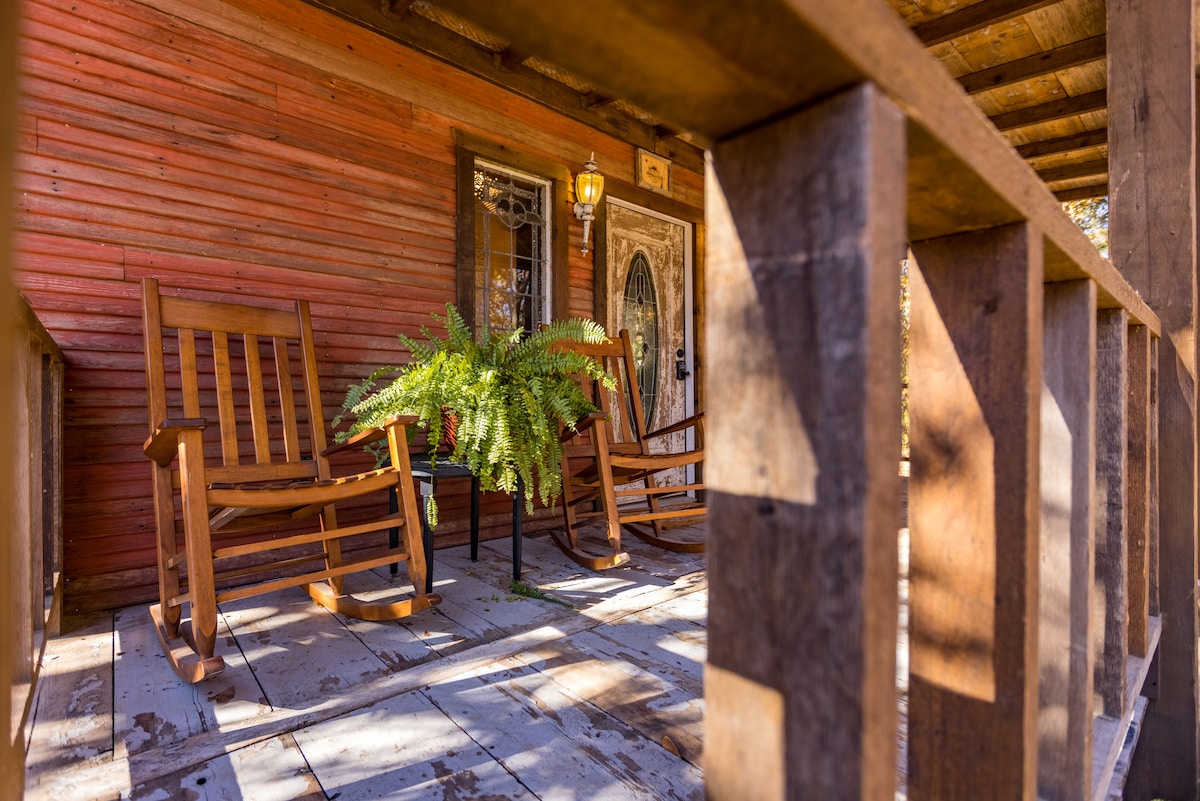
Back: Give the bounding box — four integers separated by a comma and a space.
555, 329, 706, 570
141, 278, 439, 683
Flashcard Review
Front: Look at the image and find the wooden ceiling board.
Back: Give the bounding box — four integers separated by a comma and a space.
1003, 116, 1087, 147
949, 18, 1044, 72
929, 41, 975, 77
1022, 0, 1105, 47
1056, 60, 1107, 95
1028, 144, 1107, 171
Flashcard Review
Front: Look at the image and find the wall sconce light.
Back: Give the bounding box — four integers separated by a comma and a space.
573, 153, 605, 255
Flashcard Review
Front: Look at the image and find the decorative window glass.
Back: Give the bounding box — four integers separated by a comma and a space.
473, 162, 551, 335
622, 251, 659, 425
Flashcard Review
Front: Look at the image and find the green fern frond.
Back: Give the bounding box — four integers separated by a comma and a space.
335, 303, 618, 516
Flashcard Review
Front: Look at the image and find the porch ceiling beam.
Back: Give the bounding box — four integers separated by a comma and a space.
913, 0, 1062, 46
437, 0, 1157, 330
960, 35, 1107, 95
583, 91, 617, 109
387, 0, 416, 16
1054, 183, 1109, 202
497, 46, 529, 70
307, 0, 705, 171
990, 90, 1108, 132
1036, 159, 1108, 183
1016, 129, 1108, 159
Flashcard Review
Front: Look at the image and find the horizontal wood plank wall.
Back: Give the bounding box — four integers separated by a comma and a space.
13, 0, 703, 613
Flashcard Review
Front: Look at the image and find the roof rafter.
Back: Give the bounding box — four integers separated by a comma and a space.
1037, 159, 1108, 183
914, 0, 1063, 46
961, 35, 1106, 95
990, 89, 1107, 131
1055, 183, 1108, 202
1016, 129, 1108, 159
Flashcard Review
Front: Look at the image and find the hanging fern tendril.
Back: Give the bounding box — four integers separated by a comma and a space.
334, 304, 614, 517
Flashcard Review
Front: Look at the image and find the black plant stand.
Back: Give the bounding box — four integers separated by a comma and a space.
388, 460, 524, 590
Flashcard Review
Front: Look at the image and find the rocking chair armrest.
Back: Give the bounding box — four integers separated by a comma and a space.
563, 411, 608, 442
644, 410, 705, 441
144, 418, 207, 467
321, 415, 421, 458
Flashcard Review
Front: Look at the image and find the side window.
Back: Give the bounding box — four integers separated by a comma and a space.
473, 161, 552, 335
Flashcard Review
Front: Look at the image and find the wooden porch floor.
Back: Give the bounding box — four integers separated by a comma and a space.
24, 528, 707, 801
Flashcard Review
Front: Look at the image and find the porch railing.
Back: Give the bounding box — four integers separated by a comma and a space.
10, 293, 64, 744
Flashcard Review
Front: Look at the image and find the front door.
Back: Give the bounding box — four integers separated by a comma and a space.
604, 200, 695, 477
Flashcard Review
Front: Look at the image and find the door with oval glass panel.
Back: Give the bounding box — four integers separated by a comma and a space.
604, 199, 696, 491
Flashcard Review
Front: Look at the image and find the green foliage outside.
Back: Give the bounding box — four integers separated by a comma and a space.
335, 305, 615, 517
1063, 196, 1109, 256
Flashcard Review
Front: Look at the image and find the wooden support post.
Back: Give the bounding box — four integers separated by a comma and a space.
1094, 308, 1128, 718
1126, 324, 1151, 659
1, 0, 20, 790
1110, 0, 1199, 796
1038, 280, 1097, 801
705, 83, 905, 801
907, 224, 1042, 801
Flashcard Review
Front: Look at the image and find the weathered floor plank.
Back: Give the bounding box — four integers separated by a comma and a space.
422, 660, 703, 801
24, 614, 115, 777
127, 733, 323, 801
292, 683, 538, 800
111, 605, 270, 759
27, 537, 709, 801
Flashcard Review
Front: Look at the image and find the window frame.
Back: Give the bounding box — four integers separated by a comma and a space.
455, 132, 571, 334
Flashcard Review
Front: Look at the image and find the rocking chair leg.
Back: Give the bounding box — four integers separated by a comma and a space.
152, 465, 183, 639
149, 604, 225, 684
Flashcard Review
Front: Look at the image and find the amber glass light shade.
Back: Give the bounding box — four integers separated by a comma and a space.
575, 155, 604, 208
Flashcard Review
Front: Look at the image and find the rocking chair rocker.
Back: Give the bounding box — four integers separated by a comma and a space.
555, 329, 706, 570
141, 278, 439, 683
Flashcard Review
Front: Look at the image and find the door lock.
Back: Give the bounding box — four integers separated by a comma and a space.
675, 348, 690, 381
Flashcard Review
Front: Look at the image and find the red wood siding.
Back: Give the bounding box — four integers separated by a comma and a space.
14, 0, 703, 613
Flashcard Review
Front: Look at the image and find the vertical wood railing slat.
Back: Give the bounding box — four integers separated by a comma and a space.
1125, 324, 1151, 659
1038, 278, 1096, 801
705, 82, 904, 801
908, 223, 1042, 801
1093, 307, 1128, 717
1147, 335, 1160, 622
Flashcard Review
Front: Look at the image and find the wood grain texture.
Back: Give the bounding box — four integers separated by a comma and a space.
1093, 308, 1128, 717
705, 84, 904, 801
1038, 279, 1096, 801
1110, 0, 1199, 796
1125, 325, 1151, 658
908, 224, 1042, 801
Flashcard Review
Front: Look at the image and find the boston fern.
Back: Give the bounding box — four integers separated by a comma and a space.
336, 305, 614, 515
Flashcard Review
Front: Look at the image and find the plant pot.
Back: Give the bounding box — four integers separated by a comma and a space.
441, 407, 458, 450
